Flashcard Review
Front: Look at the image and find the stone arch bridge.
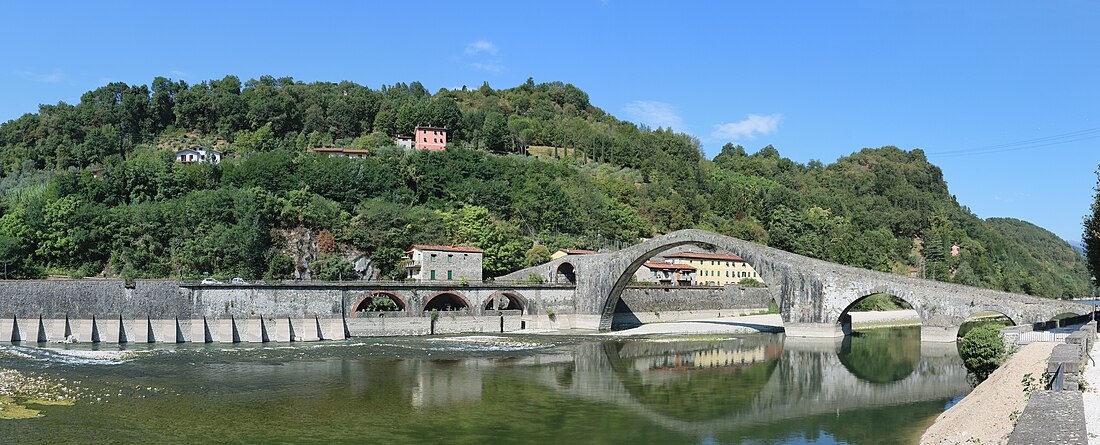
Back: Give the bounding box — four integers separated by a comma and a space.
501, 229, 1092, 340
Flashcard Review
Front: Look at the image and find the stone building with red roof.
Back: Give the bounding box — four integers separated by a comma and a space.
404, 244, 484, 281
634, 261, 696, 285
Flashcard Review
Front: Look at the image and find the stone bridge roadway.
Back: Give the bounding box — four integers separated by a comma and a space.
524, 337, 972, 436
501, 229, 1092, 340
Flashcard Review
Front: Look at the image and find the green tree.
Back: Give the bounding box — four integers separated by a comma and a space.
957, 323, 1005, 380
525, 244, 551, 267
312, 254, 356, 281
1084, 167, 1100, 286
481, 112, 510, 152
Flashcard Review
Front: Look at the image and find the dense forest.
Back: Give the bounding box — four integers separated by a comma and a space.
0, 75, 1090, 298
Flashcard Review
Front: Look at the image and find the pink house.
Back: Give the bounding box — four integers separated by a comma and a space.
414, 126, 447, 151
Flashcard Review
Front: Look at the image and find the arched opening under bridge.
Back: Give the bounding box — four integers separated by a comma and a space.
606, 242, 778, 331
423, 292, 470, 312
555, 262, 576, 284
353, 292, 407, 315
956, 311, 1016, 339
483, 291, 527, 314
836, 292, 921, 383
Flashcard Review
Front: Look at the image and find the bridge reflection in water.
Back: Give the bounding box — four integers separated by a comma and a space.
1, 329, 971, 444
526, 328, 969, 440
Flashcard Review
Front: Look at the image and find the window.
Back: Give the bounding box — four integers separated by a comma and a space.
423, 138, 427, 142
448, 254, 453, 263
447, 270, 453, 280
430, 253, 437, 263
430, 270, 436, 280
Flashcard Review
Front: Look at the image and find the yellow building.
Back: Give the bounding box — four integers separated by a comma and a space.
550, 249, 598, 260
663, 252, 760, 286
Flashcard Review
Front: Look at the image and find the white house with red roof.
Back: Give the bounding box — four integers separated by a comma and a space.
174, 146, 221, 164
404, 244, 483, 281
635, 261, 696, 285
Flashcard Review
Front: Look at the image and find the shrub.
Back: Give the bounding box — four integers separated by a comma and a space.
958, 324, 1005, 380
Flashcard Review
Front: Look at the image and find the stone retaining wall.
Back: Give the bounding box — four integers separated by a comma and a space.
1006, 321, 1097, 445
612, 285, 773, 328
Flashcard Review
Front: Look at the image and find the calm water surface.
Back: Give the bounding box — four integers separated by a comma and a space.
0, 327, 971, 444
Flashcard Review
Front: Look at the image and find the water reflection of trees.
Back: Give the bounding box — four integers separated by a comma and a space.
838, 326, 921, 383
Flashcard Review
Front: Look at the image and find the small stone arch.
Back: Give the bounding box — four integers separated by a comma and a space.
836, 290, 922, 326
353, 291, 408, 316
423, 291, 471, 313
483, 291, 529, 314
554, 262, 577, 284
954, 309, 1017, 339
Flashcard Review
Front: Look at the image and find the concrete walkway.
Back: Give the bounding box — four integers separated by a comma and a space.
1083, 340, 1100, 445
606, 313, 784, 336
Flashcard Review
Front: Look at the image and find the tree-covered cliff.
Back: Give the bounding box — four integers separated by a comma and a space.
0, 76, 1089, 298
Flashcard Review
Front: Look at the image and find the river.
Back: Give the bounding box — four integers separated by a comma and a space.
0, 326, 971, 444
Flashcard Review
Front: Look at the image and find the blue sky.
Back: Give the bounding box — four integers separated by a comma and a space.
1, 1, 1098, 242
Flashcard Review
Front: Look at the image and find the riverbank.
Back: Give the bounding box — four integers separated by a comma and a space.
920, 342, 1057, 445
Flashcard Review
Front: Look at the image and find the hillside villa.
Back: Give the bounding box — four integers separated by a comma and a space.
414, 126, 448, 151
310, 147, 370, 159
174, 146, 222, 164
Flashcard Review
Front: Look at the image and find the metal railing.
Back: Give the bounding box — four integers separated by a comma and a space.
1050, 362, 1065, 391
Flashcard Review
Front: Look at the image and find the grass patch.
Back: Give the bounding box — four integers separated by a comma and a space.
0, 396, 41, 419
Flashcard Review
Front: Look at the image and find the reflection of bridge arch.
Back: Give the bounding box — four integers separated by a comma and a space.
483, 291, 528, 314
423, 292, 471, 312
838, 326, 921, 383
537, 336, 974, 436
352, 291, 408, 315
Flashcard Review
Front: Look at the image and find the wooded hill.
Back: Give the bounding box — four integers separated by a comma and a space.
0, 75, 1089, 298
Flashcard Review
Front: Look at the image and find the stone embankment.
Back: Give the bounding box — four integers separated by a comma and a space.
921, 321, 1098, 445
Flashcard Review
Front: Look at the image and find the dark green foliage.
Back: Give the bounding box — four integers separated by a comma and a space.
958, 324, 1005, 380
311, 254, 356, 281
1085, 168, 1100, 288
0, 75, 1089, 293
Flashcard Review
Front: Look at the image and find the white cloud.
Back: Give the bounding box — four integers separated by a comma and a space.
711, 114, 781, 141
462, 40, 504, 73
465, 40, 499, 56
469, 62, 504, 73
16, 69, 64, 83
169, 70, 189, 78
624, 100, 683, 130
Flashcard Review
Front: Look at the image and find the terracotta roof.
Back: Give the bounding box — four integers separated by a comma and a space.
407, 244, 484, 254
415, 125, 447, 131
643, 261, 696, 271
663, 252, 745, 262
559, 249, 598, 255
311, 147, 369, 155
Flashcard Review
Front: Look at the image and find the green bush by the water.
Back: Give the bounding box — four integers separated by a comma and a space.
958, 324, 1005, 380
